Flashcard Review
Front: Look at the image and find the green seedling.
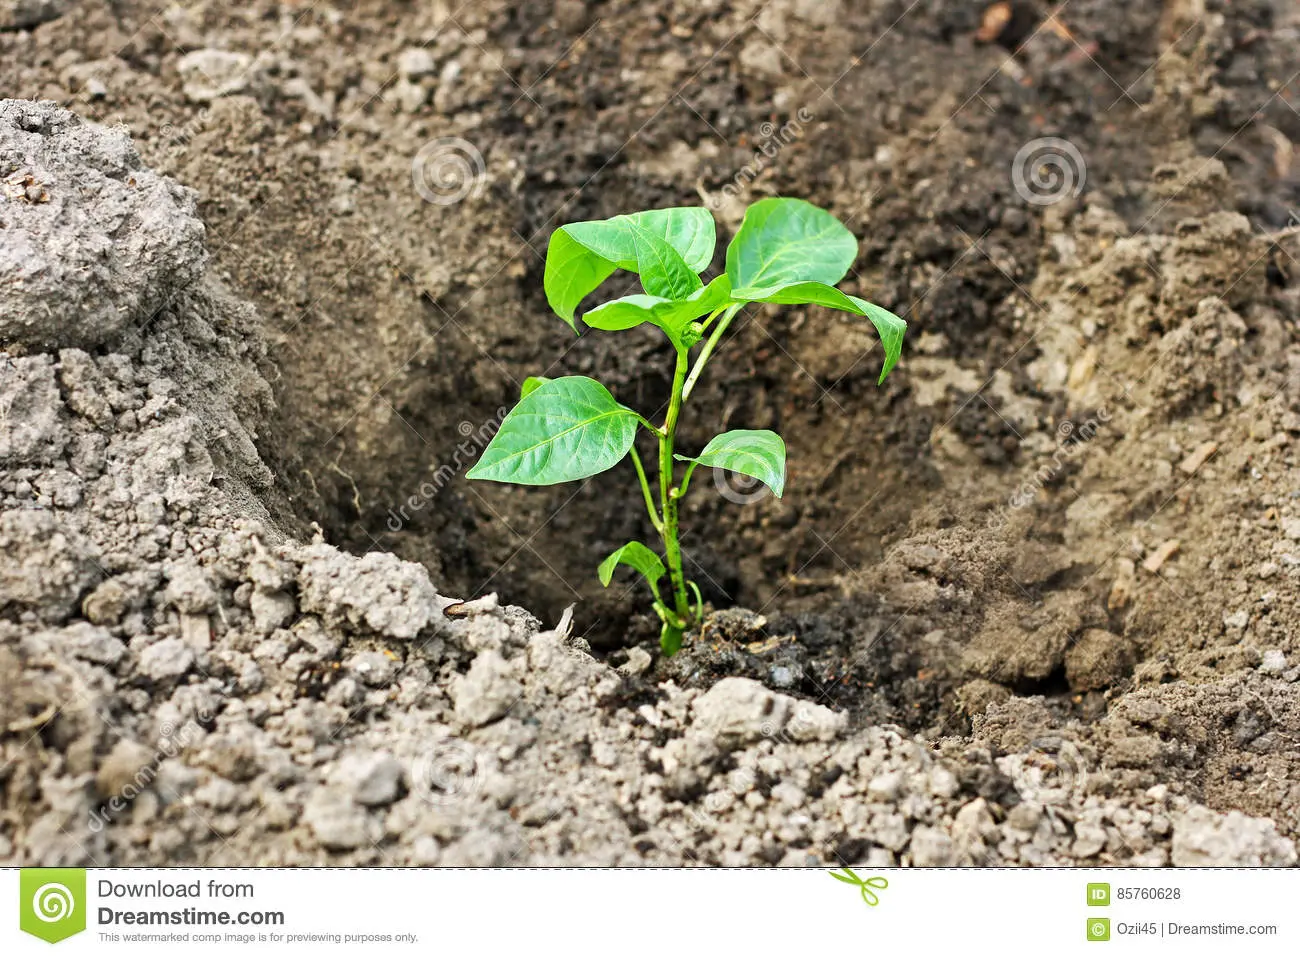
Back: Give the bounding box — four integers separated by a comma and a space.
467, 198, 906, 655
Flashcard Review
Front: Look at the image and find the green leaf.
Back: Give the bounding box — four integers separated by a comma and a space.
597, 541, 667, 601
725, 198, 858, 290
731, 280, 861, 312
625, 208, 715, 273
520, 376, 550, 398
849, 295, 907, 384
687, 580, 703, 618
731, 282, 907, 384
582, 294, 674, 332
676, 429, 786, 498
544, 228, 619, 328
582, 276, 732, 341
660, 621, 683, 656
629, 223, 702, 301
543, 208, 716, 325
466, 376, 638, 485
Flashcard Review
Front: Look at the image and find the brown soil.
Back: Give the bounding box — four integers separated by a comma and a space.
4, 0, 1300, 866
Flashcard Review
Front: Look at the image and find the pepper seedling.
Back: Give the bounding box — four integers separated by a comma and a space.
467, 198, 905, 655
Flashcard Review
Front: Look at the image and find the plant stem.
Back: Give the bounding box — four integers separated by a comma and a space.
658, 346, 692, 628
630, 446, 662, 533
676, 461, 699, 501
683, 303, 743, 401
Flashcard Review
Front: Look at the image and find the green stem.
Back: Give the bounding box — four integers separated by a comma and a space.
696, 304, 729, 334
632, 412, 665, 437
630, 446, 663, 533
683, 303, 743, 401
676, 461, 700, 501
659, 346, 692, 629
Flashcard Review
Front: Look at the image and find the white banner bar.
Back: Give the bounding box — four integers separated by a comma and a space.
5, 868, 1299, 954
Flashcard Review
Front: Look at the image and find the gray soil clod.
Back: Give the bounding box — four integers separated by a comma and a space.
2, 0, 1300, 869
0, 100, 207, 351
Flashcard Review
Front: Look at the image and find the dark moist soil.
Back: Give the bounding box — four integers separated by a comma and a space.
5, 0, 1300, 794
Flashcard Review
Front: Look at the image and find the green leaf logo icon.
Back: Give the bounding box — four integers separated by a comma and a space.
828, 867, 889, 907
19, 869, 86, 943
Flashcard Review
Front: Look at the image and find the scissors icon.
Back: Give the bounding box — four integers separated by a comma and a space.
828, 867, 889, 907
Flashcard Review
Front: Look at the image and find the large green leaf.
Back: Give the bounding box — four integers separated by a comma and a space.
583, 276, 732, 341
466, 376, 638, 485
732, 282, 907, 384
725, 198, 858, 290
597, 541, 667, 601
676, 429, 787, 498
543, 208, 715, 325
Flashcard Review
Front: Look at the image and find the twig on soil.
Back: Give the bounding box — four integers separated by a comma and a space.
7, 702, 56, 734
1178, 441, 1218, 475
443, 593, 500, 618
329, 461, 364, 513
1141, 539, 1180, 574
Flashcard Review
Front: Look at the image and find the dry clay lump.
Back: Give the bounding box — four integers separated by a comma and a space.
0, 1, 73, 32
0, 99, 206, 350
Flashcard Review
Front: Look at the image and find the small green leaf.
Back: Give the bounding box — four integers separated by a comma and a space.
660, 621, 683, 656
725, 198, 858, 290
582, 295, 670, 333
849, 295, 907, 384
467, 376, 638, 485
687, 580, 704, 618
731, 282, 907, 384
520, 376, 550, 398
629, 222, 702, 301
676, 429, 786, 498
543, 208, 716, 325
582, 276, 732, 342
598, 541, 667, 601
625, 207, 716, 273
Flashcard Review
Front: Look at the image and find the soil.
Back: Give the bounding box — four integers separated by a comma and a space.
2, 0, 1300, 866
